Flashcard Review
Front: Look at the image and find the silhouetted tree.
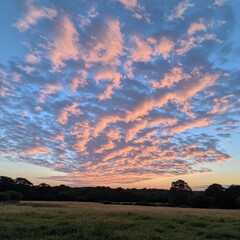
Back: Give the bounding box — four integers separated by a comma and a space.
190, 194, 215, 208
4, 191, 22, 202
225, 185, 240, 208
170, 180, 192, 192
0, 176, 15, 185
15, 178, 33, 186
38, 183, 50, 188
205, 184, 225, 207
236, 196, 240, 208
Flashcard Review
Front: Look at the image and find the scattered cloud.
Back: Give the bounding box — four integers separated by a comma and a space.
57, 102, 82, 125
48, 15, 79, 70
15, 0, 57, 32
1, 0, 239, 185
168, 0, 194, 21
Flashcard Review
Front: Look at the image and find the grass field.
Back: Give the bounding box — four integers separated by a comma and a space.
0, 202, 240, 240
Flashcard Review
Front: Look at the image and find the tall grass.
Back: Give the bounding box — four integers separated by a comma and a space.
0, 202, 239, 240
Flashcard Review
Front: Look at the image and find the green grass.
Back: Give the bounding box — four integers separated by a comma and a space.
0, 202, 240, 240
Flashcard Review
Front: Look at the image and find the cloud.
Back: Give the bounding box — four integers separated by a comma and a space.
70, 70, 88, 92
15, 1, 57, 32
1, 0, 238, 186
25, 54, 41, 64
82, 19, 123, 67
53, 133, 65, 142
209, 95, 234, 115
25, 146, 52, 155
175, 72, 221, 100
49, 15, 79, 70
106, 129, 122, 142
118, 0, 137, 9
79, 7, 99, 30
39, 82, 63, 103
151, 67, 190, 89
95, 141, 115, 154
103, 146, 136, 162
57, 102, 82, 125
176, 33, 217, 56
95, 67, 122, 100
214, 0, 227, 7
70, 121, 91, 153
154, 36, 174, 59
187, 22, 207, 36
170, 117, 212, 134
168, 0, 194, 21
129, 35, 153, 62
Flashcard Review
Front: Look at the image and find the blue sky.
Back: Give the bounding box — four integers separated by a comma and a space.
0, 0, 239, 189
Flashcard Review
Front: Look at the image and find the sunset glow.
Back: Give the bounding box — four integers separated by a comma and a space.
0, 0, 239, 189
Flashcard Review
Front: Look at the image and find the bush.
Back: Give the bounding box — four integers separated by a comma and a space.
190, 194, 215, 208
0, 192, 6, 202
236, 196, 240, 208
1, 191, 22, 202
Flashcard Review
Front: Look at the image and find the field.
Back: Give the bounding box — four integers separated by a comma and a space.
0, 202, 240, 240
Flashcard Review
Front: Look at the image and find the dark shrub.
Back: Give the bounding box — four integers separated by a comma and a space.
170, 191, 192, 206
4, 191, 22, 202
190, 194, 215, 208
0, 192, 6, 202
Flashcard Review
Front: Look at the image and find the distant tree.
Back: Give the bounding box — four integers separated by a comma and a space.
190, 194, 215, 208
15, 178, 33, 186
170, 180, 192, 192
38, 183, 50, 188
0, 176, 15, 185
236, 196, 240, 208
0, 192, 6, 202
4, 191, 22, 202
225, 185, 240, 208
169, 191, 193, 206
56, 191, 78, 201
205, 184, 225, 198
205, 183, 225, 207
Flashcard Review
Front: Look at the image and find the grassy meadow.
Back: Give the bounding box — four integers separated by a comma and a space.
0, 202, 240, 240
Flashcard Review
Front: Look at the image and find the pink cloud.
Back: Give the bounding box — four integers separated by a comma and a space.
176, 33, 216, 56
53, 133, 65, 142
187, 22, 207, 36
49, 15, 79, 70
151, 67, 190, 89
129, 35, 153, 62
175, 72, 221, 101
71, 121, 91, 153
94, 115, 122, 137
34, 106, 43, 111
95, 141, 115, 154
168, 0, 194, 21
82, 19, 123, 67
154, 36, 174, 59
126, 116, 177, 142
25, 54, 41, 64
103, 146, 136, 162
209, 95, 234, 114
106, 129, 122, 142
95, 68, 122, 100
170, 117, 212, 134
118, 0, 137, 9
126, 120, 148, 142
15, 1, 57, 32
39, 82, 63, 103
57, 102, 82, 125
25, 146, 52, 155
70, 70, 88, 92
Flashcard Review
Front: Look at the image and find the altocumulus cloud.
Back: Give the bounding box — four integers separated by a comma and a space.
0, 0, 239, 185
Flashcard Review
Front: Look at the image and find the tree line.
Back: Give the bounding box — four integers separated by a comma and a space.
0, 176, 240, 209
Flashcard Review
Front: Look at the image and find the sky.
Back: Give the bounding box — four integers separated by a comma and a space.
0, 0, 240, 190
